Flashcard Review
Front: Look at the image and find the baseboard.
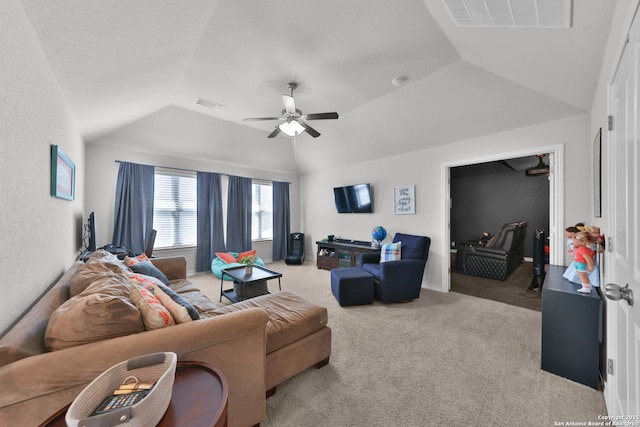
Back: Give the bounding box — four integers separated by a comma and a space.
422, 282, 445, 293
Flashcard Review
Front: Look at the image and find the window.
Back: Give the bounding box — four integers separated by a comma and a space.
153, 170, 197, 249
252, 181, 272, 240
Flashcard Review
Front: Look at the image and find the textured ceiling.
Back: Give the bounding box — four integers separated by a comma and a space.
19, 0, 616, 170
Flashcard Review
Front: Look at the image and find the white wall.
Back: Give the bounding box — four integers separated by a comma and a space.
302, 113, 591, 291
86, 117, 300, 274
0, 0, 84, 333
589, 0, 637, 238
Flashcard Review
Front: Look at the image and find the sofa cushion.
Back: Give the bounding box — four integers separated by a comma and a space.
70, 259, 130, 296
44, 293, 144, 351
380, 241, 401, 263
77, 275, 132, 298
127, 260, 170, 285
87, 250, 130, 272
166, 279, 219, 316
211, 289, 328, 353
130, 285, 175, 330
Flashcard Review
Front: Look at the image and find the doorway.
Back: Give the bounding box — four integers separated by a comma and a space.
440, 144, 565, 294
448, 155, 550, 310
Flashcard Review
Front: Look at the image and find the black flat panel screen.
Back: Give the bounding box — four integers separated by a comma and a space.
333, 184, 372, 213
88, 212, 97, 251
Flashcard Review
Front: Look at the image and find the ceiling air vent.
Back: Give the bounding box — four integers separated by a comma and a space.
442, 0, 572, 29
195, 97, 225, 110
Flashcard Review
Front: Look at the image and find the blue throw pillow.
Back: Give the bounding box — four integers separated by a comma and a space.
129, 261, 170, 285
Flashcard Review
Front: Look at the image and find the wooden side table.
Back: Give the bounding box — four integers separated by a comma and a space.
40, 361, 228, 427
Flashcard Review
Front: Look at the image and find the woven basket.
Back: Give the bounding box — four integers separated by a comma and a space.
66, 352, 177, 427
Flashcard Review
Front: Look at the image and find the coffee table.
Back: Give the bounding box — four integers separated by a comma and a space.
220, 265, 282, 303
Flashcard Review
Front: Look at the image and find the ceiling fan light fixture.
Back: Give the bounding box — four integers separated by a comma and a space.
279, 120, 306, 137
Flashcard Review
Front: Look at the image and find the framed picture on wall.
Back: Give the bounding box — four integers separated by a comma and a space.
393, 185, 415, 214
593, 128, 602, 217
51, 144, 75, 201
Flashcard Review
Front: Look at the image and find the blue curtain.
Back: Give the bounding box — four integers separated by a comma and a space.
272, 181, 290, 261
196, 172, 225, 272
112, 162, 155, 255
226, 176, 252, 251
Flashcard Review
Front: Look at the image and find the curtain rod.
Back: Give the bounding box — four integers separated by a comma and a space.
114, 160, 291, 184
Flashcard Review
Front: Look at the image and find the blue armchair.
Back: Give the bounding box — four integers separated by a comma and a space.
358, 233, 431, 303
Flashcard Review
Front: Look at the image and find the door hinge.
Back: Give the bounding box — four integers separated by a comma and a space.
607, 237, 613, 252
608, 115, 613, 131
607, 358, 614, 375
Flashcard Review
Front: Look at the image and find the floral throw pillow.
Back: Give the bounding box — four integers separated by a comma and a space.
129, 284, 175, 330
124, 253, 150, 266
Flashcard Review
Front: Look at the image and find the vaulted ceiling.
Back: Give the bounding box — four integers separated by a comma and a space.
20, 0, 616, 172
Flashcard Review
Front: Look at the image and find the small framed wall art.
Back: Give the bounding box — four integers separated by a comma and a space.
51, 144, 75, 200
393, 185, 415, 214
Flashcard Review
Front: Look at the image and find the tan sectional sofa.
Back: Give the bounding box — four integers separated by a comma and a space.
0, 251, 331, 427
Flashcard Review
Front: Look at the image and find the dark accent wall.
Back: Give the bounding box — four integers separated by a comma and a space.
451, 161, 549, 258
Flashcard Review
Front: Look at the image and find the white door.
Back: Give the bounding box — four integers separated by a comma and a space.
606, 11, 640, 417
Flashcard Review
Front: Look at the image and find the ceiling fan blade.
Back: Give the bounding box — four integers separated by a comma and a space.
301, 112, 339, 120
299, 121, 321, 138
267, 126, 281, 138
242, 117, 282, 122
282, 95, 296, 115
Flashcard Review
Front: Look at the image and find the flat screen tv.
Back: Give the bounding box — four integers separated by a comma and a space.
87, 212, 97, 251
333, 183, 373, 213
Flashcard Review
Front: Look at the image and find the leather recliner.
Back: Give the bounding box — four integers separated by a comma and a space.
455, 221, 528, 281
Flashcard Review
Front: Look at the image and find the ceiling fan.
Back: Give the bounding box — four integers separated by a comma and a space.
242, 82, 339, 138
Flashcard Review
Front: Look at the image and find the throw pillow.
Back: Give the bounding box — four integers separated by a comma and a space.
152, 285, 193, 324
128, 274, 197, 322
237, 249, 257, 263
380, 241, 401, 263
124, 253, 151, 266
129, 284, 175, 330
44, 293, 144, 351
156, 283, 200, 321
128, 260, 170, 285
215, 252, 237, 264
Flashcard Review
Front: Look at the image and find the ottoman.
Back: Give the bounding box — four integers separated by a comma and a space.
330, 267, 374, 306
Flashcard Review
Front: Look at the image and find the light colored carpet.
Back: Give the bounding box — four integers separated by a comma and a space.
189, 261, 607, 427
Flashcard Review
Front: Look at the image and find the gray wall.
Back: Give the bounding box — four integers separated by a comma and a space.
451, 161, 550, 258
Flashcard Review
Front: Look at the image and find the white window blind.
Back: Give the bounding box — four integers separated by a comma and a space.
153, 170, 197, 249
252, 181, 273, 240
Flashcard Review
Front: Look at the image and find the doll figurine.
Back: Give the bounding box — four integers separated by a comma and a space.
564, 222, 584, 254
587, 226, 605, 253
572, 231, 595, 293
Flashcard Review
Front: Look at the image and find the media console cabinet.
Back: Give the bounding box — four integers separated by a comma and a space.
541, 265, 603, 389
316, 239, 380, 270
